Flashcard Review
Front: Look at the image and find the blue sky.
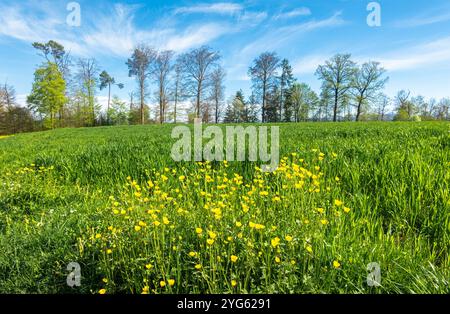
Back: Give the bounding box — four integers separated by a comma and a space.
1, 0, 450, 112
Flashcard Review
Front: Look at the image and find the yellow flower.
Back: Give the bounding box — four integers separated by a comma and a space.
320, 219, 329, 225
335, 176, 340, 182
195, 264, 202, 270
106, 249, 112, 254
179, 175, 185, 181
99, 289, 107, 294
285, 235, 293, 242
102, 278, 108, 283
195, 227, 203, 234
141, 286, 149, 294
160, 281, 166, 287
95, 233, 102, 239
333, 260, 341, 269
134, 225, 142, 232
189, 251, 197, 257
138, 221, 147, 227
168, 279, 175, 286
306, 245, 313, 253
275, 256, 281, 263
271, 237, 281, 248
235, 221, 242, 228
230, 255, 238, 263
145, 263, 153, 269
334, 199, 344, 207
153, 220, 161, 227
343, 207, 351, 213
231, 280, 237, 287
207, 239, 215, 245
163, 217, 170, 225
208, 231, 217, 239
316, 207, 325, 214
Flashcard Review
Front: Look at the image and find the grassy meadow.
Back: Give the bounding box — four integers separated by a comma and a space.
0, 122, 448, 294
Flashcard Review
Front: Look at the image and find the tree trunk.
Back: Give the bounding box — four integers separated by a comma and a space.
107, 83, 111, 124
333, 90, 338, 122
262, 80, 267, 123
140, 80, 145, 125
356, 100, 362, 122
196, 81, 202, 119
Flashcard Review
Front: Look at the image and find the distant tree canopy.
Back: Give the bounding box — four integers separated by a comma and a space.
1, 40, 449, 135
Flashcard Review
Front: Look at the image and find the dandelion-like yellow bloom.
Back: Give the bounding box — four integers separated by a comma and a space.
231, 280, 237, 287
334, 199, 344, 206
168, 279, 175, 286
333, 260, 341, 269
141, 286, 149, 294
285, 235, 293, 242
134, 226, 141, 232
343, 207, 351, 213
195, 227, 203, 234
160, 281, 166, 287
235, 221, 242, 228
195, 264, 202, 270
145, 264, 153, 269
271, 237, 281, 248
106, 249, 112, 254
306, 245, 313, 253
188, 251, 197, 257
99, 289, 106, 294
230, 255, 238, 263
207, 239, 215, 245
320, 219, 329, 225
275, 256, 281, 263
163, 217, 170, 225
208, 231, 217, 239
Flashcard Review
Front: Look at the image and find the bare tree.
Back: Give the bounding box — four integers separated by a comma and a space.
248, 52, 280, 123
178, 46, 221, 120
172, 60, 184, 123
76, 58, 100, 126
315, 54, 357, 122
376, 94, 390, 121
352, 61, 388, 121
210, 66, 226, 123
126, 44, 157, 124
152, 50, 174, 124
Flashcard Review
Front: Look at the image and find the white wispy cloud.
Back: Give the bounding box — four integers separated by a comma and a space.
377, 36, 450, 71
292, 54, 329, 75
174, 2, 243, 15
274, 7, 311, 20
394, 11, 450, 28
240, 11, 346, 56
0, 3, 233, 57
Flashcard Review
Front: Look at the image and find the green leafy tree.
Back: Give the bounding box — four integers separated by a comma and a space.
352, 62, 388, 121
315, 54, 357, 122
27, 62, 67, 129
99, 71, 124, 123
279, 59, 295, 121
108, 96, 129, 125
288, 83, 319, 122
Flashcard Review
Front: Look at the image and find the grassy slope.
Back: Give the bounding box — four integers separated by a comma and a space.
0, 122, 448, 293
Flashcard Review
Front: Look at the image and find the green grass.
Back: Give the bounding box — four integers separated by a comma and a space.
0, 122, 448, 294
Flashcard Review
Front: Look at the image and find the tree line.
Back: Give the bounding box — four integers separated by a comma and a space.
0, 40, 449, 135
